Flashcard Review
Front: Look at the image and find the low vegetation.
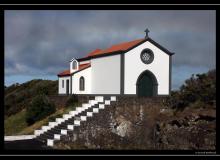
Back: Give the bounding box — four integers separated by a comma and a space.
165, 69, 216, 111
4, 79, 58, 118
4, 102, 79, 136
4, 109, 27, 136
25, 94, 56, 125
4, 79, 81, 136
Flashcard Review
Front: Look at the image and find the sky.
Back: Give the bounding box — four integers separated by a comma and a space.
4, 10, 216, 90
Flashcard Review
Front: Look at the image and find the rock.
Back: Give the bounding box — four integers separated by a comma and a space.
116, 120, 132, 137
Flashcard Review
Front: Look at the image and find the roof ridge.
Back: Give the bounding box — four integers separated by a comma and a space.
84, 38, 145, 59
110, 38, 145, 47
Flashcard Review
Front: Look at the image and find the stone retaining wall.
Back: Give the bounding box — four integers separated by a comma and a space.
51, 96, 215, 150
54, 97, 167, 149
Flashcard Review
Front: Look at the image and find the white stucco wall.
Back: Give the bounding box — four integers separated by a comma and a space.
72, 67, 92, 94
124, 41, 170, 95
58, 76, 71, 94
91, 55, 121, 94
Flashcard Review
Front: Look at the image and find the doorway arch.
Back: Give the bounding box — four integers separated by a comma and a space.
136, 70, 158, 97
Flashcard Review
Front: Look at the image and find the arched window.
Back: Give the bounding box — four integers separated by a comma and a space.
79, 76, 85, 91
72, 61, 77, 70
62, 80, 64, 88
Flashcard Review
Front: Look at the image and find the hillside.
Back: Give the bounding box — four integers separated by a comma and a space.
5, 79, 58, 118
4, 79, 60, 136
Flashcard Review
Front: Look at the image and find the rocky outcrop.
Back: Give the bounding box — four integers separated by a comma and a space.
154, 107, 216, 150
53, 96, 216, 150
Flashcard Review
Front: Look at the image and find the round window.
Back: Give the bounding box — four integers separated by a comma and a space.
140, 49, 154, 64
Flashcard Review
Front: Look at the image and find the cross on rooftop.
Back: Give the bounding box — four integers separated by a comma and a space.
145, 28, 150, 38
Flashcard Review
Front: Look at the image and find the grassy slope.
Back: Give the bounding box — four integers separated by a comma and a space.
4, 109, 27, 136
5, 79, 58, 118
4, 103, 78, 136
4, 79, 59, 136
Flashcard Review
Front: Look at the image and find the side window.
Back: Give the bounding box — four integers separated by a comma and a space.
79, 76, 85, 91
62, 80, 64, 88
72, 61, 76, 69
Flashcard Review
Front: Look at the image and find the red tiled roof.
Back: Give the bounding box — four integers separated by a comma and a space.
58, 63, 91, 77
86, 49, 102, 57
78, 63, 91, 70
85, 38, 145, 58
57, 69, 70, 76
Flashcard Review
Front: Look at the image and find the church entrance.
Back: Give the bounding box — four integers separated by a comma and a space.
136, 70, 158, 97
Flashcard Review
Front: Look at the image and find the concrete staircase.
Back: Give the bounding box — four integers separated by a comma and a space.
34, 96, 116, 147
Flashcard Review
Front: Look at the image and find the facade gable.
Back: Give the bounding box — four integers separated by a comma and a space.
124, 40, 170, 95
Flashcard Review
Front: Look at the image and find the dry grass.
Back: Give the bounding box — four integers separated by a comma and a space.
5, 103, 79, 136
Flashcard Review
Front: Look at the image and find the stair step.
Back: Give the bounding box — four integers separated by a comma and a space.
36, 136, 47, 143
69, 110, 79, 116
110, 96, 116, 101
76, 107, 84, 112
55, 124, 67, 129
93, 108, 99, 113
63, 114, 72, 120
89, 100, 98, 105
95, 96, 104, 102
74, 116, 81, 121
87, 112, 93, 117
49, 122, 58, 127
61, 129, 67, 135
66, 118, 77, 124
49, 128, 62, 134
56, 118, 65, 123
34, 129, 44, 136
53, 127, 66, 132
74, 120, 80, 126
80, 116, 87, 121
47, 139, 54, 146
60, 120, 74, 126
42, 126, 51, 132
67, 125, 74, 130
75, 110, 87, 116
82, 103, 92, 109
99, 104, 105, 109
38, 133, 54, 140
105, 100, 111, 105
54, 134, 61, 140
43, 131, 55, 137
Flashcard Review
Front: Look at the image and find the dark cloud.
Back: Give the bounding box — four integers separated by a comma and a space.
5, 10, 216, 88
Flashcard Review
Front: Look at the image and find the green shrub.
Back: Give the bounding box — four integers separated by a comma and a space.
5, 80, 58, 117
65, 95, 78, 107
165, 69, 216, 111
25, 94, 56, 125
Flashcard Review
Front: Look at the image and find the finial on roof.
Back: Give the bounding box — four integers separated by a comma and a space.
144, 28, 150, 38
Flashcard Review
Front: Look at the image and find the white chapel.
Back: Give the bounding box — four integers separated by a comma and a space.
57, 29, 174, 97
